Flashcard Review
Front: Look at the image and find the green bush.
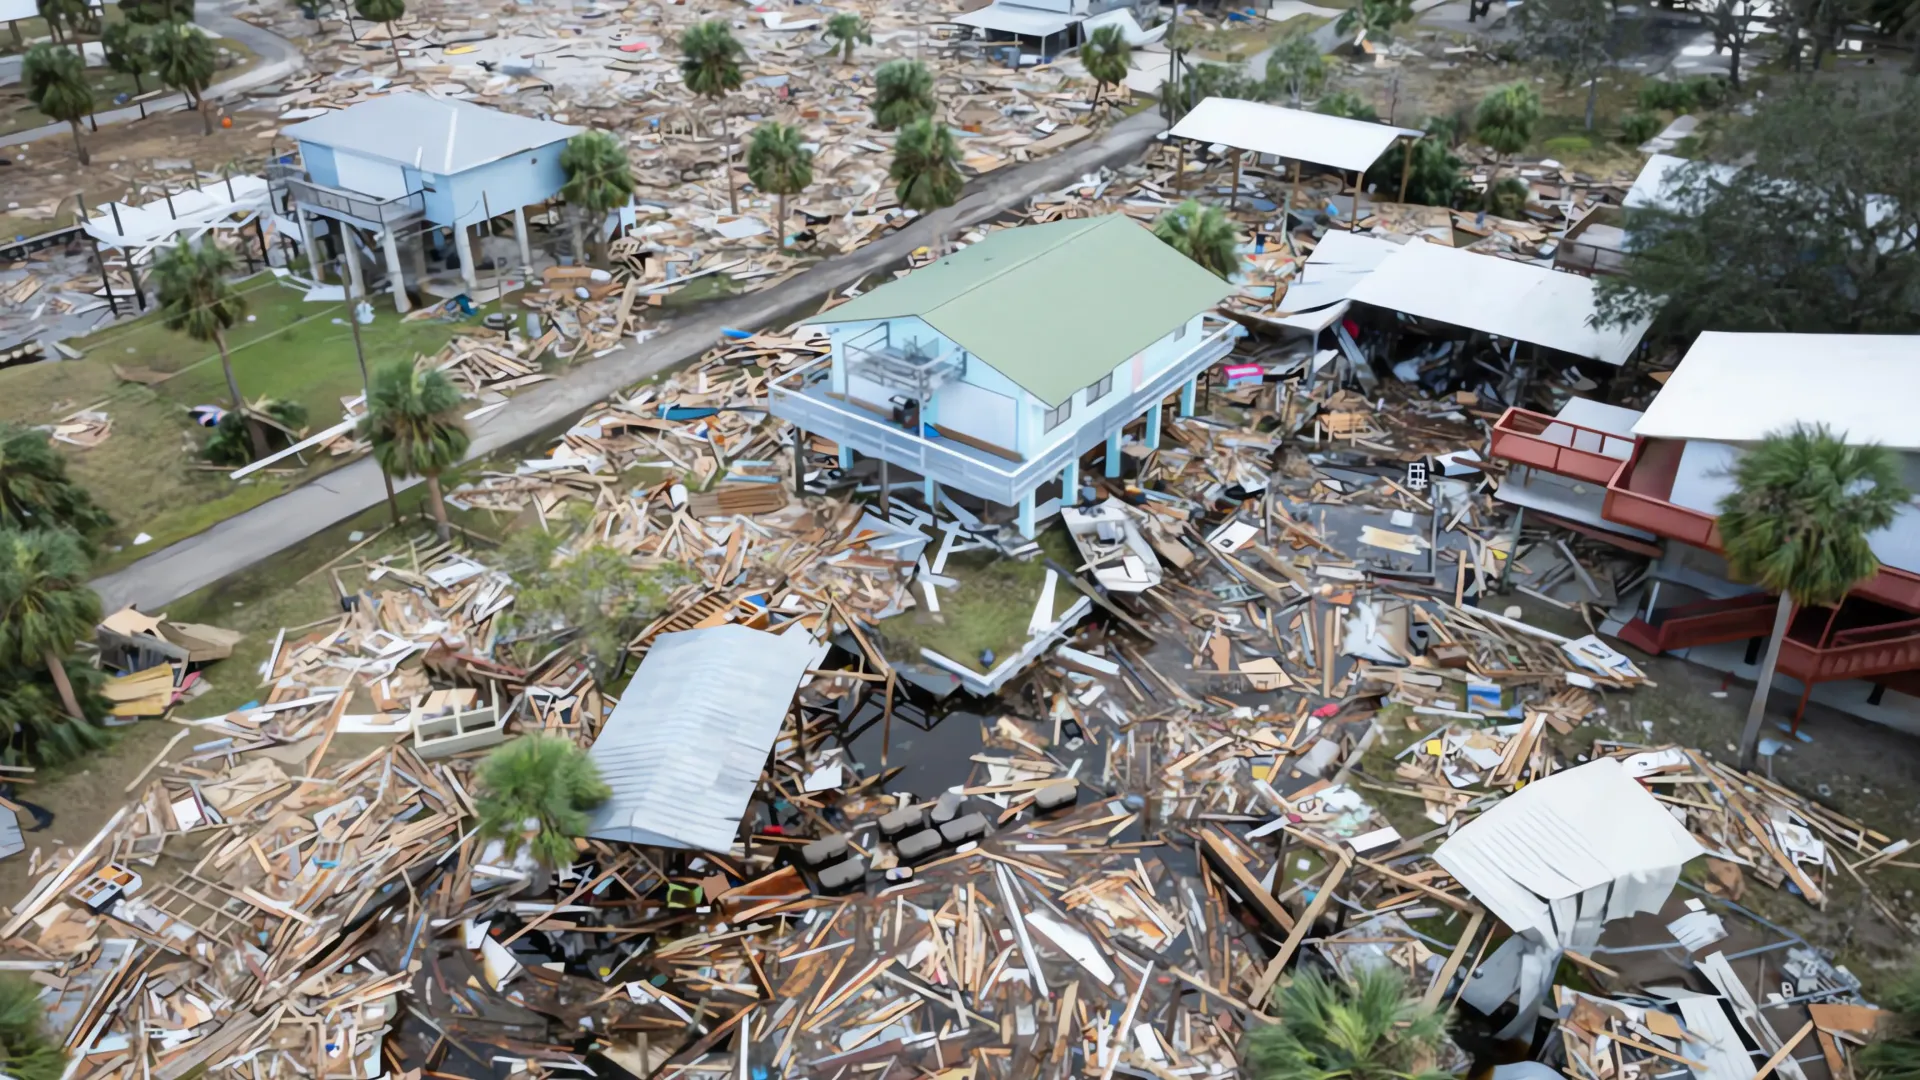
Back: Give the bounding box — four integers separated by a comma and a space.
1489, 176, 1530, 218
203, 399, 310, 466
1315, 89, 1379, 122
1638, 76, 1725, 113
1618, 110, 1662, 145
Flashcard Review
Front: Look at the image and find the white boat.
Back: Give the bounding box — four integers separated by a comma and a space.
1060, 498, 1162, 593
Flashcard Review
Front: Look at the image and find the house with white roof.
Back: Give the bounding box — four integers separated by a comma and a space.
275, 95, 581, 311
1489, 332, 1920, 721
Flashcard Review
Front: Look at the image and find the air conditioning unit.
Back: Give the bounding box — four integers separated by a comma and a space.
890, 396, 920, 431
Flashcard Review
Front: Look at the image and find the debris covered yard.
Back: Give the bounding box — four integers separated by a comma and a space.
7, 150, 1920, 1080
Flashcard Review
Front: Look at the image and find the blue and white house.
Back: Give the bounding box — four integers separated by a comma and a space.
769, 214, 1240, 536
278, 94, 580, 311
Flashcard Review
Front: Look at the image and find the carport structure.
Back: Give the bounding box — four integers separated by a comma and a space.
1167, 96, 1423, 228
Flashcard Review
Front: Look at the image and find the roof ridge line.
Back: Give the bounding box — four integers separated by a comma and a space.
918, 214, 1114, 318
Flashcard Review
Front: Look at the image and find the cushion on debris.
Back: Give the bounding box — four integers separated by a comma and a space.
801, 833, 850, 867
1033, 781, 1078, 812
939, 812, 988, 844
930, 790, 965, 824
896, 829, 944, 860
817, 856, 867, 892
878, 805, 925, 837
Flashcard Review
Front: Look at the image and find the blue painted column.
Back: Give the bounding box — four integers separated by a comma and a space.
923, 477, 937, 507
1017, 491, 1037, 538
1105, 429, 1123, 478
1061, 460, 1079, 507
1145, 402, 1162, 450
838, 446, 853, 470
1179, 376, 1198, 417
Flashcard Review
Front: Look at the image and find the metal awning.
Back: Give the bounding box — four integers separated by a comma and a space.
585, 623, 825, 852
1168, 97, 1421, 175
1344, 239, 1650, 366
952, 2, 1080, 37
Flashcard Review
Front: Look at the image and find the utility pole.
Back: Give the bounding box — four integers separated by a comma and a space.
341, 250, 402, 527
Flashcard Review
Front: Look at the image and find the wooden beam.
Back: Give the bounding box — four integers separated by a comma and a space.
1251, 853, 1351, 1008
1752, 1021, 1815, 1080
1421, 907, 1486, 1009
1198, 829, 1294, 935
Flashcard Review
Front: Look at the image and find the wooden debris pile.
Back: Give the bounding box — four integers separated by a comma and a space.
2, 743, 468, 1080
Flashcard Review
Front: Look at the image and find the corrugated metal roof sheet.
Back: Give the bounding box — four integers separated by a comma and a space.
1168, 97, 1421, 174
283, 94, 581, 175
808, 215, 1235, 407
585, 623, 823, 852
1344, 240, 1651, 366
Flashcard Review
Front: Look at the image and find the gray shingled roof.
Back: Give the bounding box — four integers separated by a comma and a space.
584, 624, 824, 852
282, 94, 581, 175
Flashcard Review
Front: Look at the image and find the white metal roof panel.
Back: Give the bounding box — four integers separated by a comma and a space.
283, 94, 581, 175
951, 2, 1079, 36
1632, 331, 1920, 449
585, 623, 823, 852
1168, 97, 1420, 174
1435, 757, 1704, 938
1344, 240, 1650, 365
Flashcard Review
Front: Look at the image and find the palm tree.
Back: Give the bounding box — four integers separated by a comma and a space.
558, 130, 635, 264
746, 121, 813, 247
1335, 0, 1415, 46
1265, 31, 1327, 106
0, 528, 100, 724
0, 973, 68, 1080
823, 11, 870, 62
872, 58, 936, 130
1722, 425, 1909, 769
1081, 24, 1130, 107
681, 19, 746, 215
22, 46, 93, 166
153, 238, 264, 459
0, 424, 112, 548
1152, 199, 1240, 279
1473, 82, 1539, 212
0, 663, 108, 766
1245, 967, 1451, 1080
34, 0, 84, 42
354, 0, 405, 72
890, 117, 963, 215
151, 22, 216, 135
474, 735, 610, 868
102, 21, 154, 95
362, 360, 470, 541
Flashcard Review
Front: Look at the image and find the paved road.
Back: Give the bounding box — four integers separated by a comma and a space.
1, 0, 303, 150
90, 108, 1175, 612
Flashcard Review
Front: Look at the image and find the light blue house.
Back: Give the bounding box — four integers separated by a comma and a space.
769, 215, 1239, 536
278, 95, 581, 311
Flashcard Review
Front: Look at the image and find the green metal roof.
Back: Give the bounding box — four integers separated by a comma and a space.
813, 215, 1234, 407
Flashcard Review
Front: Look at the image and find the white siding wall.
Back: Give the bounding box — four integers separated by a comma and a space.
1671, 441, 1920, 576
334, 151, 411, 200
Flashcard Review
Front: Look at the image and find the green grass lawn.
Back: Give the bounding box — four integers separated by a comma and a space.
878, 526, 1081, 672
0, 32, 258, 136
0, 272, 500, 566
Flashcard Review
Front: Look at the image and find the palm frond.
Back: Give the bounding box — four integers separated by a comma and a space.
0, 528, 100, 673
361, 361, 471, 483
1247, 968, 1450, 1080
873, 59, 937, 130
680, 20, 745, 100
889, 117, 963, 213
474, 735, 612, 866
1717, 423, 1909, 607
